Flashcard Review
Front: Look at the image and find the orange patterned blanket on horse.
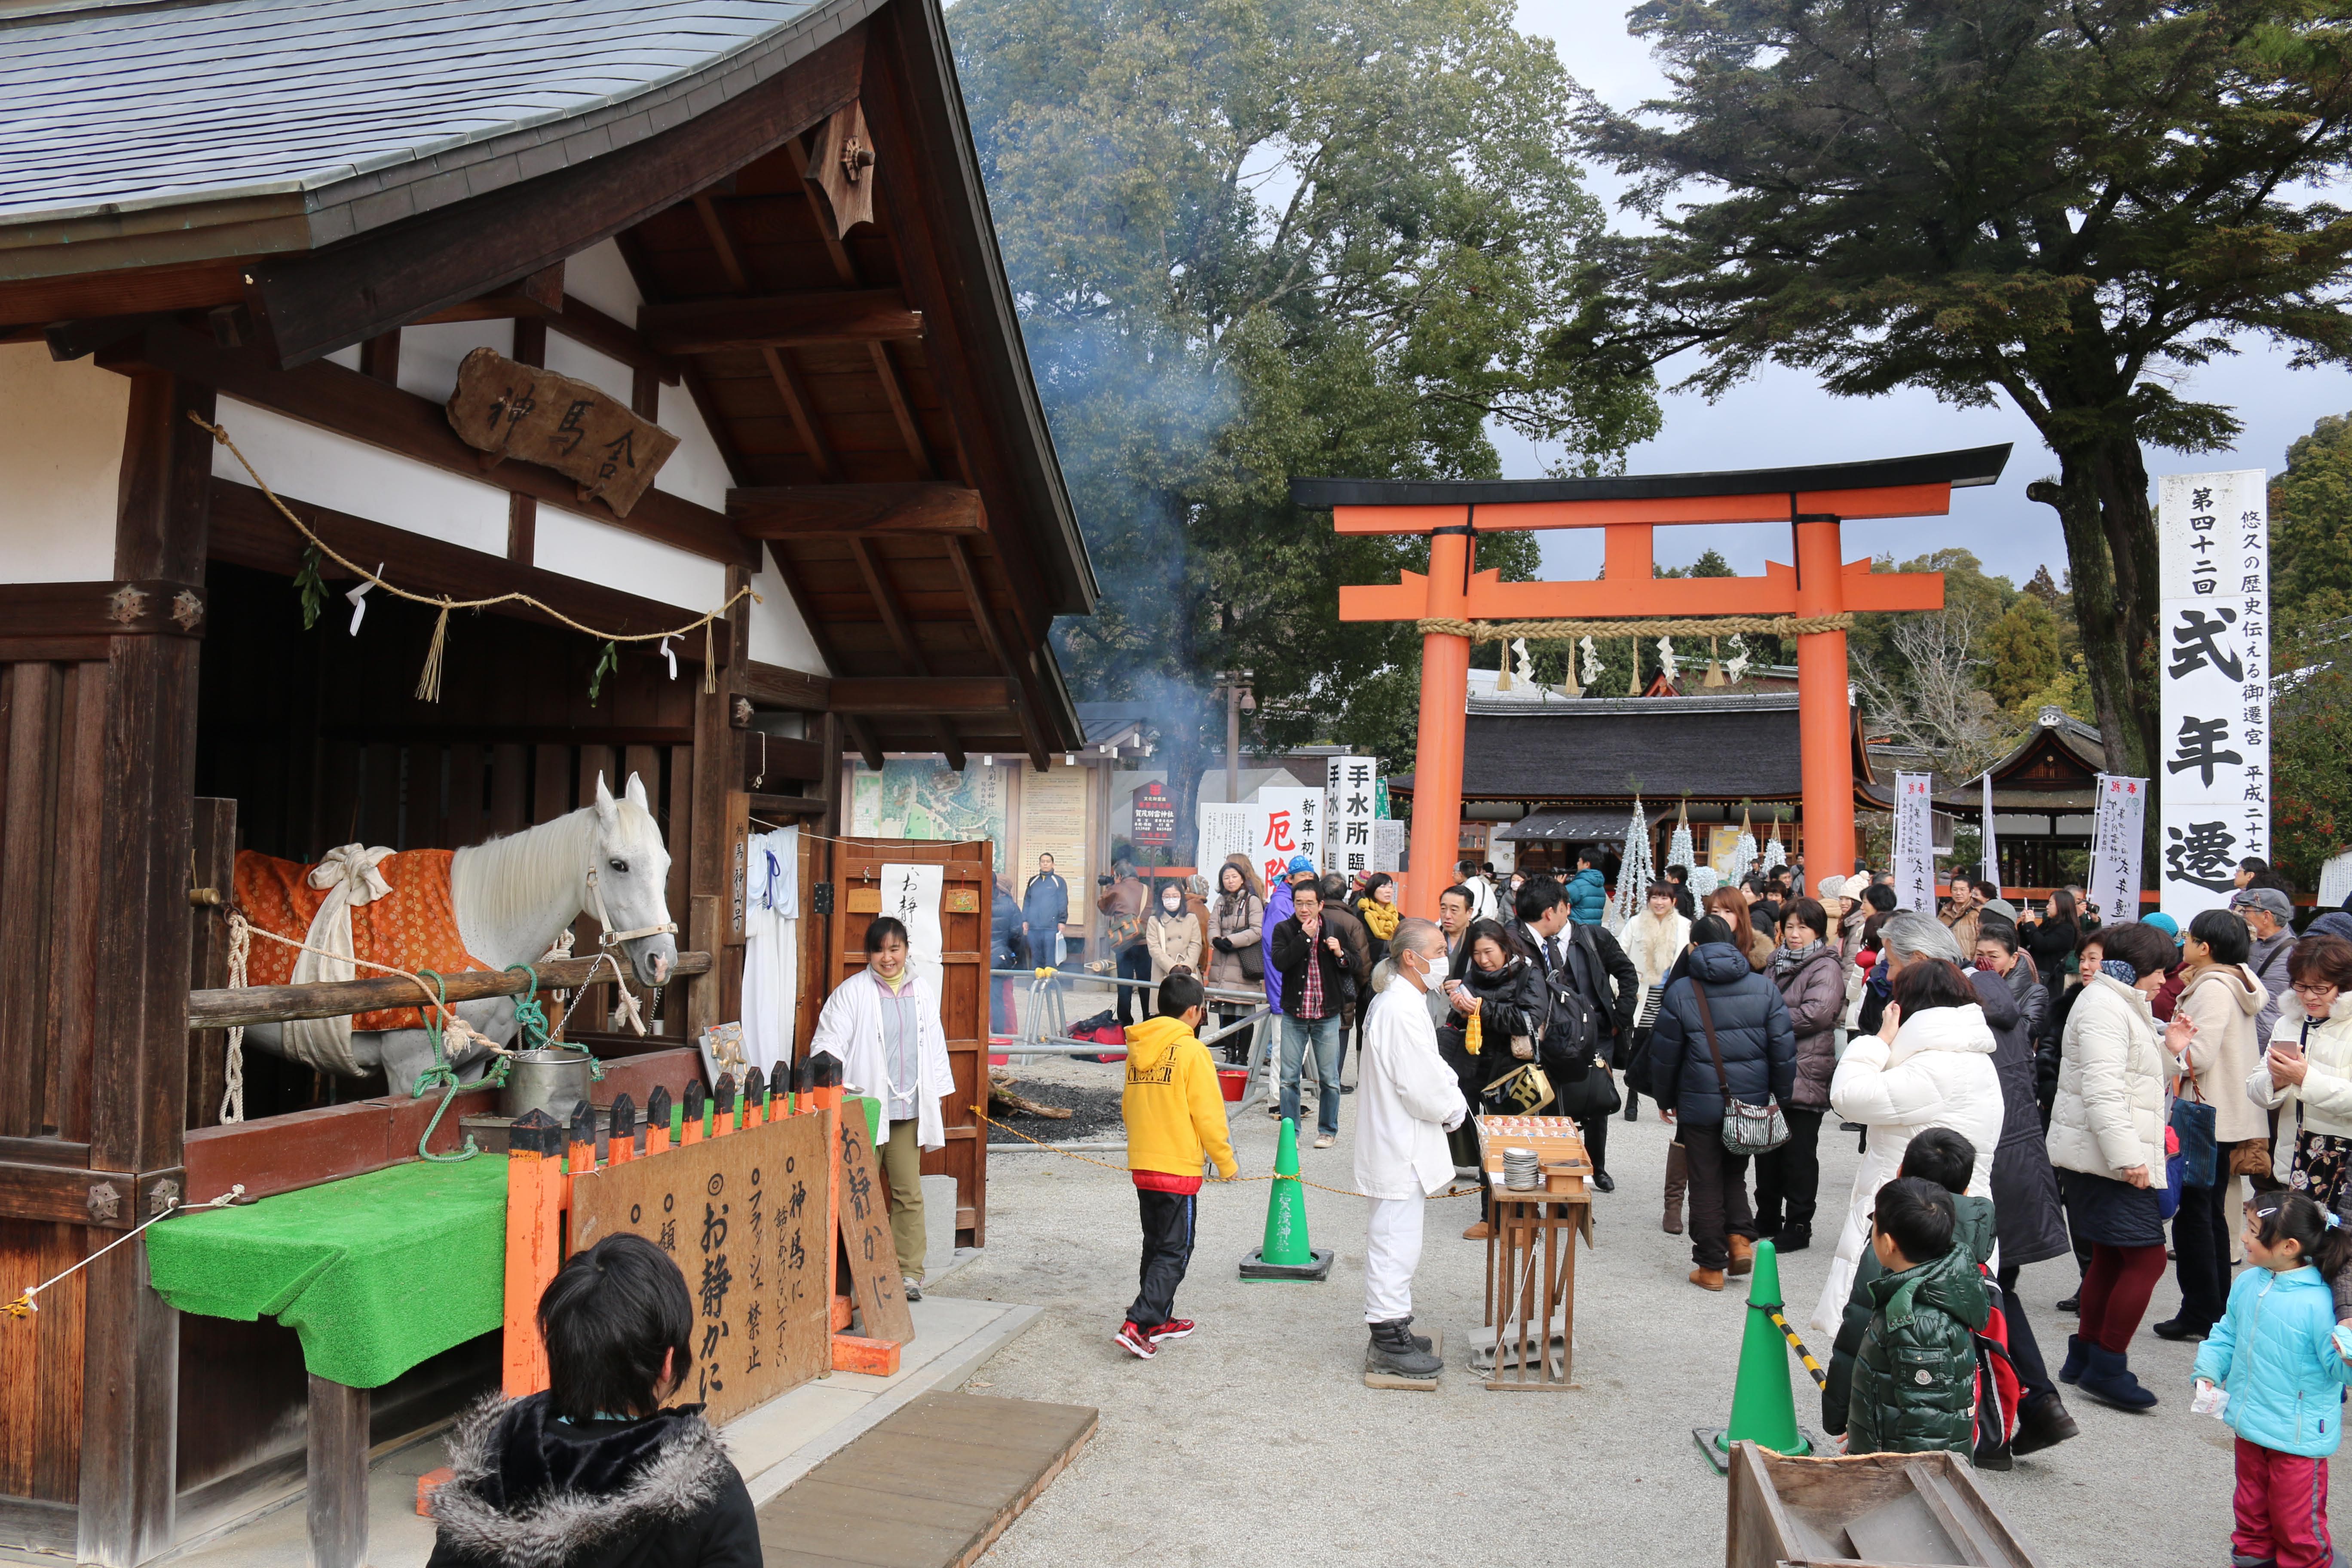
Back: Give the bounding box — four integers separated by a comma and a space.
233, 848, 496, 1030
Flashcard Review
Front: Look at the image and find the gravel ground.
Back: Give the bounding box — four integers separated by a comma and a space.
945, 1072, 2347, 1567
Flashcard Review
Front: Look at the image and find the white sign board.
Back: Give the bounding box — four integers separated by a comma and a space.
1327, 756, 1379, 876
1893, 772, 1936, 913
1255, 786, 1320, 889
1372, 819, 1406, 875
878, 862, 946, 1037
2087, 775, 2149, 926
2156, 470, 2269, 924
1979, 773, 2000, 894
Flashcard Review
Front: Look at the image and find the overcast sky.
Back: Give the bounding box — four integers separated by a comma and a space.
1502, 0, 2352, 589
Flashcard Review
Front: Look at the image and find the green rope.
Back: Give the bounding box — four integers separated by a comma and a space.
413, 969, 479, 1164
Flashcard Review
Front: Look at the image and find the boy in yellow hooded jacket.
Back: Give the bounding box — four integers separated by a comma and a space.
1115, 971, 1240, 1358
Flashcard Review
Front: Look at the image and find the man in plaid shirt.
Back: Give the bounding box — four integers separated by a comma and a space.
1270, 880, 1359, 1148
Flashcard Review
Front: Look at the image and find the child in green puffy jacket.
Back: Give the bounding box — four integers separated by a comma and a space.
1844, 1176, 1992, 1459
2190, 1190, 2352, 1568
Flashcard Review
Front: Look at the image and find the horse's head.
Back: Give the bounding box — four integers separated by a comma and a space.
590, 772, 678, 988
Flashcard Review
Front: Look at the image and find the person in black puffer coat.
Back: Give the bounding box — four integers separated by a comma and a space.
429, 1234, 759, 1568
1437, 919, 1550, 1219
1756, 899, 1846, 1253
1967, 924, 2079, 1456
1648, 916, 1796, 1289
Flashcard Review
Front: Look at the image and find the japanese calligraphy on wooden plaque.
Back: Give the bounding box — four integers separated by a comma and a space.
445, 346, 680, 518
834, 1110, 916, 1345
568, 1114, 828, 1424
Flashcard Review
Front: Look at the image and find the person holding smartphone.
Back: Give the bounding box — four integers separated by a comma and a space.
2247, 934, 2352, 1211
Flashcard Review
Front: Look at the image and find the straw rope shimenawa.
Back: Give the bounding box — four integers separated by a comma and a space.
190, 412, 757, 701
1416, 613, 1854, 642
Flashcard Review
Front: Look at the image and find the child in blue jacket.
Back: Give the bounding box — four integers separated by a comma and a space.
2191, 1190, 2352, 1568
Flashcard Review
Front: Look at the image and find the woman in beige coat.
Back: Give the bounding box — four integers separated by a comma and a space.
2154, 908, 2269, 1339
1144, 879, 1204, 1003
2045, 921, 2184, 1409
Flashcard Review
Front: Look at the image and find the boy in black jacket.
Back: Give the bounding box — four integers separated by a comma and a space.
428, 1234, 760, 1568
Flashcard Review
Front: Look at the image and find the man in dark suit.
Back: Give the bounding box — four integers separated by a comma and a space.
1514, 876, 1639, 1192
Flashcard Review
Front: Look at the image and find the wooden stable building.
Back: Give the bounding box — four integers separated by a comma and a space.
0, 0, 1094, 1559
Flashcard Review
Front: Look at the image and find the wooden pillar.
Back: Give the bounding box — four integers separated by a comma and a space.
79, 371, 211, 1567
687, 566, 751, 1035
1406, 514, 1473, 919
1793, 515, 1856, 882
303, 1376, 369, 1568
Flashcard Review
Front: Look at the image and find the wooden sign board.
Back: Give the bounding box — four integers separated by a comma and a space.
445, 346, 680, 517
570, 1114, 828, 1424
835, 1110, 916, 1345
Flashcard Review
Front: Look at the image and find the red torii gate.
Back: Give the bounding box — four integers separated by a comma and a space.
1292, 445, 2012, 917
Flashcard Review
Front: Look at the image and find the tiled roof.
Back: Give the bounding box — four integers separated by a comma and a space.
0, 0, 866, 234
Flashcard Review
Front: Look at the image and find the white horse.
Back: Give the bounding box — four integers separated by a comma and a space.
243, 772, 680, 1096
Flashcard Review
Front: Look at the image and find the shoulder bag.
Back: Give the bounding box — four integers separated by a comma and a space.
1692, 980, 1788, 1155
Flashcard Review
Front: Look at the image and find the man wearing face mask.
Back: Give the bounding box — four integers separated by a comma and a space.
810, 917, 954, 1302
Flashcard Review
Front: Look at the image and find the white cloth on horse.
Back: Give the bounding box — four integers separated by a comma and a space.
282, 844, 397, 1077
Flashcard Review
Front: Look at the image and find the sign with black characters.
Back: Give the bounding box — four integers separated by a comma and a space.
2156, 470, 2269, 923
568, 1113, 830, 1424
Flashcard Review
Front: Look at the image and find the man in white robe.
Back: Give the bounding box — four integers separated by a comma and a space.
1356, 917, 1467, 1378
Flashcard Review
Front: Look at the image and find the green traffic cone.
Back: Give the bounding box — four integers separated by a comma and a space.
1715, 1239, 1810, 1458
1238, 1118, 1332, 1280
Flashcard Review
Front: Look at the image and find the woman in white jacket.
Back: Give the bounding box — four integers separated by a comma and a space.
2045, 921, 2183, 1411
2245, 933, 2352, 1211
809, 916, 954, 1298
1810, 940, 2003, 1337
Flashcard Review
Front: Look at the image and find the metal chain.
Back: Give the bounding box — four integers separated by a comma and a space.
968, 1105, 1480, 1201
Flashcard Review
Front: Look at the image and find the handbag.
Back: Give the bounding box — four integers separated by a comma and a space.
2229, 1137, 2274, 1179
2170, 1082, 2219, 1190
1482, 1060, 1554, 1115
1237, 940, 1264, 982
1551, 1057, 1623, 1120
1692, 980, 1789, 1155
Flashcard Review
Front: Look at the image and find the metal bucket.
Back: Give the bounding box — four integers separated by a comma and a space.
499, 1047, 593, 1125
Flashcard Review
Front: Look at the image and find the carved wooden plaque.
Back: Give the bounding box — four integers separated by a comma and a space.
568, 1114, 828, 1423
446, 346, 680, 518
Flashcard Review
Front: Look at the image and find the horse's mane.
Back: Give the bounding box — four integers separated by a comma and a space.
455, 800, 665, 946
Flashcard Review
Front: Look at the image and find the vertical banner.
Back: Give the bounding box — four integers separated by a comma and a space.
2087, 775, 2149, 925
879, 862, 946, 1036
1328, 756, 1378, 877
1893, 772, 1936, 913
1980, 773, 2000, 895
2157, 470, 2269, 924
1257, 786, 1320, 888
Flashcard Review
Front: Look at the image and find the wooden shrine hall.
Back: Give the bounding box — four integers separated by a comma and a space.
0, 0, 1096, 1560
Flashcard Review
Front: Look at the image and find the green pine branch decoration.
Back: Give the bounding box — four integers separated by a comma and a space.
588, 640, 619, 705
294, 542, 327, 630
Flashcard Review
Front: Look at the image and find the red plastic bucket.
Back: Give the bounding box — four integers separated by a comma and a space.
1217, 1067, 1248, 1102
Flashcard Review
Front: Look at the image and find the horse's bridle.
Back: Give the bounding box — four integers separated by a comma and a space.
584, 866, 680, 949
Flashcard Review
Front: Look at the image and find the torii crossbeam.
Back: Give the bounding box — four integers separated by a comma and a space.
1292, 445, 2012, 916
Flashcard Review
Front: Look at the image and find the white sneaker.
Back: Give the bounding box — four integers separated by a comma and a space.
1313, 1133, 1335, 1149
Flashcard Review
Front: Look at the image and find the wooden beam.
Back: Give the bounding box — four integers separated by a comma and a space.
239, 29, 868, 365
208, 478, 736, 647
742, 735, 827, 785
730, 483, 981, 538
692, 194, 837, 481
944, 536, 1052, 773
845, 537, 965, 765
412, 262, 564, 325
844, 715, 886, 772
358, 330, 400, 386
637, 289, 922, 355
736, 660, 833, 712
101, 323, 760, 572
547, 294, 682, 386
305, 1378, 370, 1568
0, 581, 207, 639
0, 258, 248, 333
830, 677, 1015, 714
747, 792, 829, 818
190, 950, 714, 1031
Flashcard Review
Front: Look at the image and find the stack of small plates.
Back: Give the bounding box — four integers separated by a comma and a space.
1502, 1147, 1542, 1190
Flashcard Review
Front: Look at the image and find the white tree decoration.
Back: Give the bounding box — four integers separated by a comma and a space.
1578, 635, 1602, 693
1666, 799, 1697, 877
1724, 805, 1759, 885
1763, 814, 1788, 873
1609, 796, 1656, 930
1725, 634, 1752, 684
1657, 635, 1680, 685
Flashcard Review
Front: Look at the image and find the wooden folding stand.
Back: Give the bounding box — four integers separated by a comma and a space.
1475, 1116, 1593, 1392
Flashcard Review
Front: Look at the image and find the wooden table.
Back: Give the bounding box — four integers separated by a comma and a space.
1476, 1116, 1593, 1392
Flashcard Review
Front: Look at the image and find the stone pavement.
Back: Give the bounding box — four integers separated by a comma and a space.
953, 1067, 2345, 1567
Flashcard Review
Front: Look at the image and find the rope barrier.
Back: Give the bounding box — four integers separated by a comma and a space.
3, 1185, 247, 1319
1415, 612, 1854, 641
968, 1104, 1480, 1202
1758, 1302, 1830, 1390
190, 413, 756, 700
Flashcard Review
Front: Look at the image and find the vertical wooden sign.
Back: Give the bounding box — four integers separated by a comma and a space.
569, 1114, 829, 1424
835, 1111, 916, 1345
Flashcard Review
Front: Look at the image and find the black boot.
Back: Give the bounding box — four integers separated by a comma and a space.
2009, 1391, 2080, 1456
1367, 1319, 1442, 1378
1399, 1315, 1433, 1354
2151, 1316, 2209, 1341
1755, 1205, 1783, 1237
2059, 1333, 2087, 1384
2076, 1344, 2158, 1411
1774, 1223, 1812, 1253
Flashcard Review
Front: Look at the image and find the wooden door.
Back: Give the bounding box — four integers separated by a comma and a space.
819, 839, 990, 1246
